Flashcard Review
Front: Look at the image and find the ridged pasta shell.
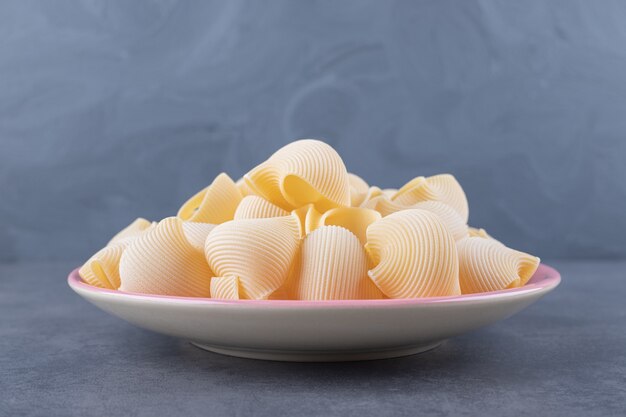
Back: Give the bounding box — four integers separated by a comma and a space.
457, 237, 540, 294
178, 173, 242, 224
79, 243, 126, 289
392, 174, 469, 222
320, 207, 381, 244
348, 173, 370, 207
291, 204, 322, 237
210, 276, 240, 300
235, 177, 256, 197
366, 209, 460, 298
358, 186, 384, 208
413, 201, 468, 241
244, 139, 351, 211
234, 195, 289, 220
361, 197, 468, 241
182, 222, 216, 252
119, 217, 213, 296
293, 226, 384, 300
107, 217, 153, 246
468, 226, 498, 241
81, 218, 156, 289
204, 216, 301, 300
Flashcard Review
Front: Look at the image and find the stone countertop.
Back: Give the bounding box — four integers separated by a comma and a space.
1, 261, 624, 417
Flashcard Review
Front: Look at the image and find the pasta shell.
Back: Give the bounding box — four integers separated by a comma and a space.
362, 197, 467, 240
178, 173, 242, 224
79, 243, 125, 289
392, 174, 469, 222
236, 177, 256, 197
234, 195, 289, 220
81, 218, 156, 289
204, 216, 301, 300
468, 226, 497, 241
320, 207, 381, 244
119, 217, 213, 297
107, 218, 153, 246
293, 226, 384, 300
348, 173, 369, 207
182, 222, 216, 252
358, 186, 384, 208
291, 204, 322, 237
244, 139, 351, 211
457, 237, 540, 294
366, 209, 460, 298
210, 276, 240, 300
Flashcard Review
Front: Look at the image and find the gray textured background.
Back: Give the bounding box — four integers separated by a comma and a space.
1, 0, 626, 263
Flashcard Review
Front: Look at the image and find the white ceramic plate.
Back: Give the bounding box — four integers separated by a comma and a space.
68, 264, 560, 362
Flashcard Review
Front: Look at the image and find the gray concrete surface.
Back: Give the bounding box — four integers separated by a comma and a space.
2, 1, 626, 262
1, 260, 624, 416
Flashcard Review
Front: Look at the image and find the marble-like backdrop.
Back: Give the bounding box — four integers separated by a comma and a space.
1, 0, 626, 262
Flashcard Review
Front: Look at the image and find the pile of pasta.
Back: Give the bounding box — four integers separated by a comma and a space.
79, 139, 540, 300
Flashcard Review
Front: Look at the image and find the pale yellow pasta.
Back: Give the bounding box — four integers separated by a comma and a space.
468, 226, 498, 241
107, 217, 153, 246
293, 226, 383, 300
348, 173, 370, 207
81, 218, 155, 289
457, 237, 540, 294
291, 204, 322, 237
119, 217, 213, 297
361, 197, 467, 241
360, 195, 400, 215
182, 222, 217, 252
234, 195, 289, 220
392, 174, 469, 222
82, 139, 541, 301
244, 139, 350, 211
204, 216, 301, 300
210, 276, 240, 300
79, 244, 125, 289
358, 186, 384, 208
236, 177, 256, 197
366, 209, 460, 298
319, 207, 381, 244
178, 173, 242, 224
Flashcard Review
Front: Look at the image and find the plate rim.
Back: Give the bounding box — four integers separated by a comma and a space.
68, 263, 561, 308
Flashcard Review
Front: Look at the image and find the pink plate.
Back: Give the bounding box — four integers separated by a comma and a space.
68, 263, 560, 361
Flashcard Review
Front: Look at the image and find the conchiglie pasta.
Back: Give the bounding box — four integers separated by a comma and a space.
392, 174, 469, 222
366, 209, 460, 298
79, 244, 125, 290
119, 217, 213, 297
348, 173, 370, 207
236, 177, 256, 197
320, 207, 381, 244
468, 226, 498, 241
244, 139, 350, 211
80, 140, 541, 301
358, 186, 384, 208
210, 276, 240, 300
107, 217, 154, 246
234, 195, 289, 220
293, 226, 383, 300
361, 197, 467, 241
291, 204, 322, 237
457, 237, 540, 294
81, 218, 155, 289
178, 173, 242, 224
204, 216, 301, 300
182, 222, 217, 252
